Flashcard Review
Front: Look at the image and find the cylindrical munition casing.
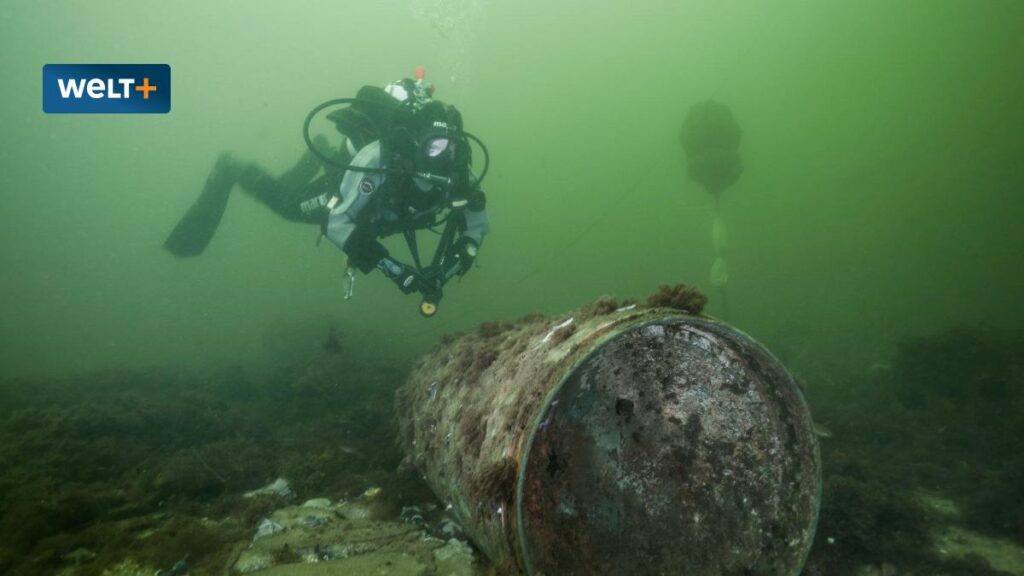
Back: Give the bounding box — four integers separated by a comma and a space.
398, 303, 820, 575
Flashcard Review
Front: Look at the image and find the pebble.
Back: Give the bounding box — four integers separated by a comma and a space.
301, 497, 332, 509
432, 538, 475, 576
244, 478, 294, 499
253, 518, 284, 541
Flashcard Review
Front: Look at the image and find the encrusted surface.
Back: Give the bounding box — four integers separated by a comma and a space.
519, 319, 819, 575
397, 307, 820, 575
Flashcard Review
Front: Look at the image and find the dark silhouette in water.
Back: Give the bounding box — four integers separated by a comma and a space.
680, 99, 743, 320
322, 326, 343, 356
680, 100, 743, 199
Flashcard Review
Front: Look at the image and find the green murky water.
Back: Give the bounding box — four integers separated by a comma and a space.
1, 1, 1022, 575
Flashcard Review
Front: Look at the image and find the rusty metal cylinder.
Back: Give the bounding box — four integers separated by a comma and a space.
397, 302, 820, 575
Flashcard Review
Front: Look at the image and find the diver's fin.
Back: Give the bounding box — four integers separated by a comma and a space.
163, 154, 239, 257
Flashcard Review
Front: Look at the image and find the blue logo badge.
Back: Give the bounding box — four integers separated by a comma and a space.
43, 64, 171, 114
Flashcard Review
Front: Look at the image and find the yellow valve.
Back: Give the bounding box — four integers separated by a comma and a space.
420, 301, 438, 317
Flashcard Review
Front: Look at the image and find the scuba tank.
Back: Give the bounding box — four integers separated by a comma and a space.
302, 66, 489, 190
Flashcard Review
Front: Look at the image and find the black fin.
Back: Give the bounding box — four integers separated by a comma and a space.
163, 154, 239, 257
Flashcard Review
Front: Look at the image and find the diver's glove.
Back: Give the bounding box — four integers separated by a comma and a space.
443, 237, 478, 279
377, 257, 424, 295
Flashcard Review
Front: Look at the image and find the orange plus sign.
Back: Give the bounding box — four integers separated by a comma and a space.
135, 77, 157, 100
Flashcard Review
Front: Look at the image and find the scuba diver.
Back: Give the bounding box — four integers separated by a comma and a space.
163, 67, 490, 317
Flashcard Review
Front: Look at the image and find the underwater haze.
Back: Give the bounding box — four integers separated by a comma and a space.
1, 0, 1020, 378
1, 1, 1024, 575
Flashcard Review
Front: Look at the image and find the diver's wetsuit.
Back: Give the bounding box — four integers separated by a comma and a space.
166, 135, 489, 300
234, 138, 349, 225
163, 138, 347, 257
165, 80, 489, 308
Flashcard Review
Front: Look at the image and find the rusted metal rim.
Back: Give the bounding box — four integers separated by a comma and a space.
514, 314, 645, 575
514, 315, 821, 575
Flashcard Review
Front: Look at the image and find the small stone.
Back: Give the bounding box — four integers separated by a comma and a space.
244, 478, 293, 499
253, 518, 284, 541
439, 518, 462, 538
64, 548, 96, 565
233, 550, 271, 574
432, 538, 475, 576
337, 501, 372, 520
301, 497, 332, 509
